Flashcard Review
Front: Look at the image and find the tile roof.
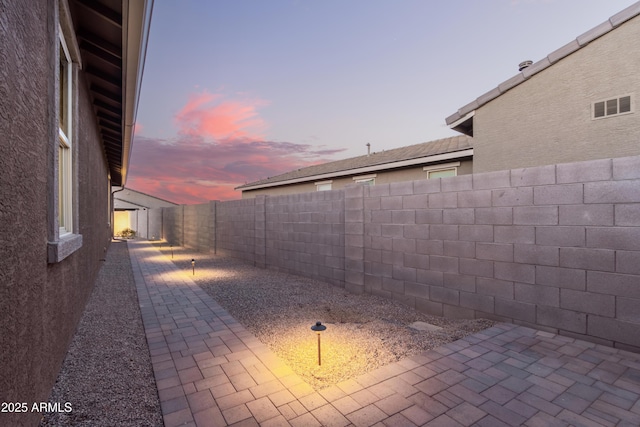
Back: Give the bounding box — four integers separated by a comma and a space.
236, 135, 472, 190
446, 1, 640, 127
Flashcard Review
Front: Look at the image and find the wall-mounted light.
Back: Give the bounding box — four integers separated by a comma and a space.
191, 259, 195, 275
311, 321, 327, 366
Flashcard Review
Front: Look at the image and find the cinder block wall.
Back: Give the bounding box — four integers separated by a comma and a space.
265, 191, 345, 286
155, 155, 640, 351
148, 208, 163, 240
216, 199, 257, 263
163, 206, 184, 246
184, 203, 210, 252
345, 155, 640, 351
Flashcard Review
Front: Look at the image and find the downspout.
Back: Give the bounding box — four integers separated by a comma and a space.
111, 186, 125, 238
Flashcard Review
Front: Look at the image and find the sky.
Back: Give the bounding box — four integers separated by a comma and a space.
128, 0, 638, 204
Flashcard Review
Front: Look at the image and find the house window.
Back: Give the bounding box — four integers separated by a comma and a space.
354, 174, 376, 186
316, 181, 332, 191
593, 95, 633, 119
423, 161, 460, 179
428, 168, 457, 179
59, 34, 73, 235
48, 13, 82, 263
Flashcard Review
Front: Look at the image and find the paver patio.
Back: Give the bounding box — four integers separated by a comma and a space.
129, 240, 640, 426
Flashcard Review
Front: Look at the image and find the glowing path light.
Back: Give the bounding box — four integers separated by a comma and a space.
311, 321, 327, 366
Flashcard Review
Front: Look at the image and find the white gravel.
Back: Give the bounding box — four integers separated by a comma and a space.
40, 240, 162, 427
160, 244, 495, 390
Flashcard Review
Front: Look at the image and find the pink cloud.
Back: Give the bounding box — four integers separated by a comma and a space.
127, 134, 345, 205
127, 91, 345, 204
174, 92, 268, 141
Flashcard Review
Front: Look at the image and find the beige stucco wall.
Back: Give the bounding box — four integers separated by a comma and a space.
241, 159, 473, 198
473, 15, 640, 173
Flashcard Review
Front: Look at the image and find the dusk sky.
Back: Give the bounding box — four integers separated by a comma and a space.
129, 0, 637, 204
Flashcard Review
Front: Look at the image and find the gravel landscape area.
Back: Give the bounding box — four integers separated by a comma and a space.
158, 244, 495, 390
41, 241, 162, 427
41, 240, 495, 426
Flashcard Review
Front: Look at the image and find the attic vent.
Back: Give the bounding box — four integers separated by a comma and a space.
518, 60, 533, 71
593, 95, 633, 119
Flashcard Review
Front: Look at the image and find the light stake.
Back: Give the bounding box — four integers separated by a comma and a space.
191, 259, 195, 275
310, 321, 327, 366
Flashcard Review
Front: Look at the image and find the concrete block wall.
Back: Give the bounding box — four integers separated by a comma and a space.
148, 208, 163, 240
154, 154, 640, 351
346, 155, 640, 351
255, 196, 266, 268
264, 190, 345, 286
216, 198, 257, 263
162, 205, 184, 246
184, 203, 211, 252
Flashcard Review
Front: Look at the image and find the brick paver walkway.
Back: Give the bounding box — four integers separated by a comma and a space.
129, 240, 640, 426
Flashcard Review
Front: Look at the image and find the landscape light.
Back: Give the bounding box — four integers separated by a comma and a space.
310, 321, 327, 366
171, 245, 173, 259
191, 259, 195, 275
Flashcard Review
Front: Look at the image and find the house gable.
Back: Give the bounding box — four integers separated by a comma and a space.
446, 1, 640, 138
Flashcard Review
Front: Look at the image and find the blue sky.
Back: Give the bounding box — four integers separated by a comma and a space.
129, 0, 637, 203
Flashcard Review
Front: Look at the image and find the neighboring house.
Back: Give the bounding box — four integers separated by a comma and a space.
114, 188, 178, 239
0, 1, 152, 425
237, 135, 473, 198
446, 2, 640, 173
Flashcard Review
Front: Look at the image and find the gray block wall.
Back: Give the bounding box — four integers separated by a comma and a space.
163, 206, 184, 246
265, 191, 345, 286
346, 155, 640, 351
184, 203, 211, 252
216, 198, 257, 263
148, 208, 163, 240
153, 155, 640, 351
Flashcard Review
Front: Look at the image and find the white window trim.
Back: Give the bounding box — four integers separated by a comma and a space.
427, 168, 457, 179
422, 161, 461, 172
592, 94, 634, 120
315, 180, 333, 191
353, 174, 376, 185
48, 6, 82, 263
59, 29, 73, 237
423, 161, 460, 179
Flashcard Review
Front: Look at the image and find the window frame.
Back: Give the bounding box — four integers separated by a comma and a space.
48, 5, 83, 263
58, 30, 73, 236
315, 180, 333, 191
353, 174, 376, 186
423, 161, 460, 179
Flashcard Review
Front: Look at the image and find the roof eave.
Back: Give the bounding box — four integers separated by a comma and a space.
119, 0, 153, 186
447, 111, 474, 137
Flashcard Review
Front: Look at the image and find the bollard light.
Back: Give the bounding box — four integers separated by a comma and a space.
171, 245, 173, 259
311, 321, 327, 366
191, 259, 195, 275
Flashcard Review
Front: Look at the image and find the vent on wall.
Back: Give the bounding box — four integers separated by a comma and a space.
593, 95, 633, 119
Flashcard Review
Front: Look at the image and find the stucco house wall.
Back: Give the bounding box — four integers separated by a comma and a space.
472, 14, 640, 173
1, 0, 151, 424
0, 1, 112, 425
242, 159, 473, 198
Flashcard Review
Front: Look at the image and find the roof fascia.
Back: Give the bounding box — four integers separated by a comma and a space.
448, 110, 475, 130
237, 148, 474, 191
120, 0, 153, 186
